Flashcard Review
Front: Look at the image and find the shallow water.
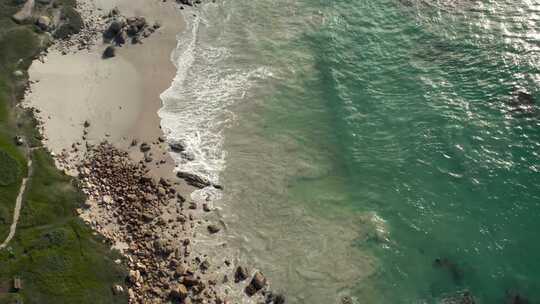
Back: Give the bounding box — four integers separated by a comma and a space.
160, 0, 540, 303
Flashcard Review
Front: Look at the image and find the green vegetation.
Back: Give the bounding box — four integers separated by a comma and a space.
0, 1, 128, 303
0, 150, 127, 304
0, 150, 20, 186
53, 6, 83, 39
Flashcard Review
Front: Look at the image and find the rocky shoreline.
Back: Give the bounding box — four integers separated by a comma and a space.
75, 141, 279, 303
23, 0, 286, 303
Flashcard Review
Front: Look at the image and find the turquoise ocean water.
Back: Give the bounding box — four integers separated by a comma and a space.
160, 0, 540, 303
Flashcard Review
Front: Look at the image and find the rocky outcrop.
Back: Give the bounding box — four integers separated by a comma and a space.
100, 9, 160, 56
76, 142, 265, 304
176, 171, 211, 189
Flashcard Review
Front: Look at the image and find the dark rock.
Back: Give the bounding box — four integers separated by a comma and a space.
181, 151, 195, 161
102, 46, 116, 59
207, 224, 220, 234
200, 260, 210, 272
433, 257, 463, 283
505, 291, 529, 304
114, 30, 128, 46
234, 266, 248, 283
177, 0, 194, 6
140, 142, 151, 152
109, 7, 120, 17
14, 136, 24, 146
245, 272, 266, 296
182, 275, 199, 287
202, 203, 211, 212
176, 193, 186, 203
126, 16, 147, 36
274, 294, 286, 304
341, 296, 353, 304
104, 19, 125, 39
169, 140, 186, 152
176, 171, 211, 189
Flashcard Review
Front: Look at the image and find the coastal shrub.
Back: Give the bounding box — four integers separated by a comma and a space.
53, 7, 83, 39
0, 149, 19, 186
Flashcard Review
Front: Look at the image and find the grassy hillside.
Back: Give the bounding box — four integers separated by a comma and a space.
0, 1, 128, 303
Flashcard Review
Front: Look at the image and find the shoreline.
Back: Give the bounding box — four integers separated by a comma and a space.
24, 0, 280, 303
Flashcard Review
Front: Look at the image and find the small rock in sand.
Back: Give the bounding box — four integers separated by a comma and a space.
207, 224, 220, 234
234, 266, 248, 283
102, 46, 116, 59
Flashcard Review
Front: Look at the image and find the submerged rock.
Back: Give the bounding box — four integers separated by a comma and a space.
433, 257, 463, 283
169, 140, 186, 152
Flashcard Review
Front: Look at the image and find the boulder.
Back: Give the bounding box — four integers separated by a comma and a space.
177, 0, 194, 6
207, 224, 220, 234
104, 19, 125, 39
14, 136, 24, 146
36, 16, 51, 31
140, 142, 151, 152
170, 284, 188, 300
234, 266, 248, 282
245, 272, 266, 296
112, 284, 124, 295
274, 294, 286, 304
126, 16, 147, 36
169, 140, 186, 152
13, 70, 24, 78
102, 46, 116, 59
128, 270, 141, 283
176, 171, 211, 189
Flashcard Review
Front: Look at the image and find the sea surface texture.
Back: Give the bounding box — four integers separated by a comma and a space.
159, 0, 540, 303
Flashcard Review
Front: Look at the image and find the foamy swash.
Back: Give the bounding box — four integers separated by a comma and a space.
158, 11, 269, 201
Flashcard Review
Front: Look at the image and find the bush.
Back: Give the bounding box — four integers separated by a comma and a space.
53, 7, 83, 39
0, 149, 20, 186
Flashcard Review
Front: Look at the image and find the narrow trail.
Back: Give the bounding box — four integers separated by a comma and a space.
0, 148, 33, 250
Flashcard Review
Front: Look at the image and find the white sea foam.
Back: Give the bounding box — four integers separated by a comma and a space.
158, 10, 270, 200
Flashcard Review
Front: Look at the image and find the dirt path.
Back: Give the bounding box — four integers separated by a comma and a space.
0, 156, 32, 250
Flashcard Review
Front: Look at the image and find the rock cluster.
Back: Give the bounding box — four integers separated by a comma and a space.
101, 9, 161, 58
76, 142, 281, 303
51, 0, 107, 54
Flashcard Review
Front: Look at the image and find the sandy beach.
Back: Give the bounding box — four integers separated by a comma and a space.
26, 0, 182, 179
22, 0, 279, 302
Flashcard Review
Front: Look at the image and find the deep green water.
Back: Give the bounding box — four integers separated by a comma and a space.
162, 0, 540, 302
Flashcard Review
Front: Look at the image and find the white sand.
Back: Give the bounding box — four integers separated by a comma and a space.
26, 0, 184, 158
